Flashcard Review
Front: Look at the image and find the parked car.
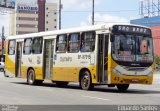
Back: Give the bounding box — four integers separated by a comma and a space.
0, 62, 5, 72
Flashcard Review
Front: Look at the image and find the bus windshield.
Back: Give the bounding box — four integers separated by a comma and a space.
112, 34, 154, 64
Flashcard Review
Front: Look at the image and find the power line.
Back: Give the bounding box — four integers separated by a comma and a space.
60, 9, 139, 13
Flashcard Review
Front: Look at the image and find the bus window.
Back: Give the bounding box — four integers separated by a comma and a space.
136, 37, 153, 62
8, 40, 16, 55
80, 32, 95, 52
56, 34, 67, 53
68, 33, 80, 53
32, 37, 43, 54
23, 38, 32, 55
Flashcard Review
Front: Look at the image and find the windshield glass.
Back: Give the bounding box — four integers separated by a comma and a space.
112, 34, 153, 63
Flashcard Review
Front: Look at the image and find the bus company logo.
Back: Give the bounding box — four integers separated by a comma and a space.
37, 56, 41, 64
28, 58, 32, 63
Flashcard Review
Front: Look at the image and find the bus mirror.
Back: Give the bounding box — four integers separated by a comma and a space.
110, 35, 115, 42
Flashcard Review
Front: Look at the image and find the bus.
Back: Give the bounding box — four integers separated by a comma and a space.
5, 24, 154, 91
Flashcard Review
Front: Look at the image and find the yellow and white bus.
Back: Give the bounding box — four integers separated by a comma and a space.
5, 24, 154, 91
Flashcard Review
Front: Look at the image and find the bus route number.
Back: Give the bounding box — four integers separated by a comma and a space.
78, 55, 91, 60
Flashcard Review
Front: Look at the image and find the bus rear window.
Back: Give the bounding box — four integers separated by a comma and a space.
8, 40, 16, 55
81, 32, 95, 52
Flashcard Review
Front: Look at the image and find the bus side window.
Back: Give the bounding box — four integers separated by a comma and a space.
56, 34, 67, 53
80, 31, 95, 52
32, 37, 43, 54
68, 33, 80, 53
8, 40, 16, 55
23, 38, 32, 55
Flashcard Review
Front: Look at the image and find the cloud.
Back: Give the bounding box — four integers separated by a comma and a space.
47, 0, 102, 9
80, 13, 129, 26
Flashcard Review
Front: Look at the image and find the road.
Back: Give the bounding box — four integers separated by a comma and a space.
0, 72, 160, 105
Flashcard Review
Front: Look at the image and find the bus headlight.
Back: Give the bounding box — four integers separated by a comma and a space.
112, 68, 122, 76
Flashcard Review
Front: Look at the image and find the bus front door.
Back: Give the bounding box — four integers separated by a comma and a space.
15, 42, 22, 77
98, 34, 109, 83
44, 39, 54, 80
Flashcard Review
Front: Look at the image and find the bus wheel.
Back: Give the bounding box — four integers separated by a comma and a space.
80, 70, 94, 90
0, 68, 4, 72
27, 69, 36, 85
55, 81, 69, 87
116, 84, 129, 92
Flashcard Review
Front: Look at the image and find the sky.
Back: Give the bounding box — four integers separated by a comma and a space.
0, 0, 141, 36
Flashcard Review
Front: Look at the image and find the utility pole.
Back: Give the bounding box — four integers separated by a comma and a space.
92, 0, 95, 25
59, 0, 62, 29
1, 26, 4, 62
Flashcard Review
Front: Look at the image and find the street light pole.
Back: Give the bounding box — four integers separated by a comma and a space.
59, 0, 61, 29
92, 0, 95, 25
1, 26, 4, 62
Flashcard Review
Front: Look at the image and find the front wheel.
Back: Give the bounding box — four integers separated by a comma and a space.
117, 84, 129, 92
0, 68, 4, 72
80, 70, 94, 90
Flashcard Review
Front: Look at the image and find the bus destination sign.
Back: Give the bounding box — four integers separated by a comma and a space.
112, 25, 151, 35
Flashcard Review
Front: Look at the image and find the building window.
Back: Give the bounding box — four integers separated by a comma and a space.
46, 14, 48, 17
56, 34, 67, 53
80, 31, 95, 52
54, 12, 57, 15
32, 37, 43, 54
46, 28, 48, 31
23, 38, 32, 55
46, 21, 48, 24
16, 17, 19, 20
54, 26, 56, 28
68, 33, 80, 53
54, 19, 56, 21
8, 40, 16, 55
46, 7, 48, 10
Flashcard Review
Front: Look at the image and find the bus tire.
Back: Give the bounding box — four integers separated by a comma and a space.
116, 84, 129, 92
0, 68, 4, 72
80, 70, 94, 90
55, 81, 69, 87
27, 69, 36, 85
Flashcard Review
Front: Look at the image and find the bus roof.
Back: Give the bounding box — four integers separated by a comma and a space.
6, 23, 150, 40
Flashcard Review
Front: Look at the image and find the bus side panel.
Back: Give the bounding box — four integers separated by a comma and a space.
52, 53, 98, 83
21, 54, 43, 80
5, 40, 16, 76
53, 65, 97, 83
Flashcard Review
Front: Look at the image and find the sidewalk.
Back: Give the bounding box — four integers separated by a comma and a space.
153, 73, 160, 84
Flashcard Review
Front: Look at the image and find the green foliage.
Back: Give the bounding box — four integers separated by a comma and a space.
155, 55, 160, 64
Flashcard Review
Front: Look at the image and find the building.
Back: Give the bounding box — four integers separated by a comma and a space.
0, 0, 58, 58
130, 16, 160, 27
8, 0, 58, 35
16, 4, 39, 35
45, 3, 57, 31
